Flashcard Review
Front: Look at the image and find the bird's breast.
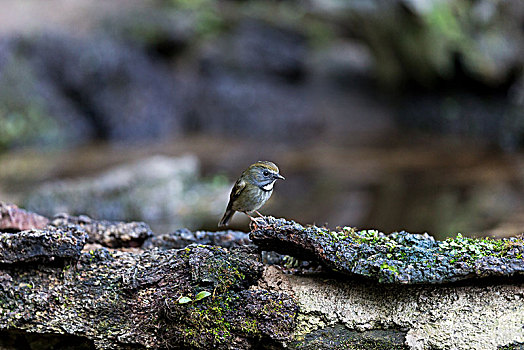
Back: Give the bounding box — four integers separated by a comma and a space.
232, 185, 272, 212
261, 180, 276, 191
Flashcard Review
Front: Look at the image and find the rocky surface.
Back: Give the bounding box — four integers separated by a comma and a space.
0, 225, 86, 264
50, 213, 153, 248
0, 232, 297, 349
250, 217, 524, 284
19, 33, 187, 141
143, 228, 250, 250
261, 266, 524, 350
0, 202, 49, 231
0, 206, 523, 349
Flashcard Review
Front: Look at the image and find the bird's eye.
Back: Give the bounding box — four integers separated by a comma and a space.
263, 170, 269, 176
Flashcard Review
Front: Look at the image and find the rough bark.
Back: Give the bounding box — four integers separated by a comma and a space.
142, 228, 251, 250
0, 202, 49, 231
49, 214, 153, 248
0, 242, 296, 349
0, 225, 86, 264
0, 210, 523, 349
250, 217, 524, 284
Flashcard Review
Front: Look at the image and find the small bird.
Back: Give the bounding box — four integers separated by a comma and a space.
218, 161, 285, 227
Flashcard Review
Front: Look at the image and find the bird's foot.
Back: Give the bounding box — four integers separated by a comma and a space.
247, 213, 267, 230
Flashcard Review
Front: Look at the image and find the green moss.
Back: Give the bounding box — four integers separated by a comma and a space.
179, 292, 259, 346
311, 226, 345, 242
167, 246, 262, 347
262, 298, 284, 316
380, 263, 399, 275
328, 226, 522, 264
352, 230, 398, 251
378, 263, 401, 283
438, 233, 521, 262
240, 318, 258, 334
170, 288, 292, 348
195, 253, 246, 294
181, 247, 191, 260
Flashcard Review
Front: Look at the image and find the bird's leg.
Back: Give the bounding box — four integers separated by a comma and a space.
250, 211, 267, 222
245, 211, 267, 230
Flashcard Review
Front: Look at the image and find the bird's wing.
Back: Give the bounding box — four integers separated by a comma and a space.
227, 178, 246, 209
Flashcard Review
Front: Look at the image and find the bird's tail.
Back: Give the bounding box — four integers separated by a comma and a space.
218, 209, 235, 227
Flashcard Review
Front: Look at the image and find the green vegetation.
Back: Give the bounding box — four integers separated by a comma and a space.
194, 290, 212, 301
178, 296, 192, 304
380, 263, 399, 275
161, 245, 296, 348
439, 233, 523, 262
180, 295, 236, 345
177, 290, 212, 304
163, 246, 256, 347
174, 290, 268, 347
352, 229, 400, 252
326, 226, 523, 264
294, 219, 524, 283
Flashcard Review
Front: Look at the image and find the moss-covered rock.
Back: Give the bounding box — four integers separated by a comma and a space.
1, 207, 522, 349
0, 224, 297, 349
250, 217, 524, 283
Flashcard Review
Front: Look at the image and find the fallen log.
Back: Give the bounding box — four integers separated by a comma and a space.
250, 217, 524, 284
0, 210, 522, 349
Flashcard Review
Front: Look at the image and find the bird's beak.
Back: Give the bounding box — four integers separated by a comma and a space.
275, 174, 285, 180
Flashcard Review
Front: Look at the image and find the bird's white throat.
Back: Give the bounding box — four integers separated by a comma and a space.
262, 180, 276, 191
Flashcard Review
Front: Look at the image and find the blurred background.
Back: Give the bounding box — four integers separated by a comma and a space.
0, 0, 523, 240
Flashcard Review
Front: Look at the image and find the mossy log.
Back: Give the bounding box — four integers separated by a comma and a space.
0, 209, 523, 349
251, 217, 524, 284
0, 238, 295, 349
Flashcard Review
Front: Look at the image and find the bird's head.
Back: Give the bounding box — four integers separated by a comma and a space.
245, 161, 285, 191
